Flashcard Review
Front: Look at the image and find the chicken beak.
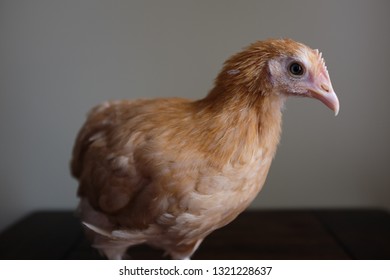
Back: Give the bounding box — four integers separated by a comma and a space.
308, 75, 340, 116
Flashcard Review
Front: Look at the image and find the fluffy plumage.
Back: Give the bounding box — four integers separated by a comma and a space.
71, 38, 339, 259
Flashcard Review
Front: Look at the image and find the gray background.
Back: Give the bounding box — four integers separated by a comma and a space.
1, 0, 389, 232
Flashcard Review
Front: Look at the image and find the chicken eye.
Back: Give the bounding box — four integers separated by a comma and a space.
288, 62, 305, 77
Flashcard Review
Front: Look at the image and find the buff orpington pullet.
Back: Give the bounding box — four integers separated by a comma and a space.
71, 38, 339, 259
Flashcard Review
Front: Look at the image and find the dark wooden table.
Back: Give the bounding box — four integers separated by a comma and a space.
1, 209, 389, 260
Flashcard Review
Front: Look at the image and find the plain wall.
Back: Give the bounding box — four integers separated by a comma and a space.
1, 0, 389, 232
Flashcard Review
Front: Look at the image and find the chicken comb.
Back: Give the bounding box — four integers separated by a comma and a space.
314, 49, 328, 73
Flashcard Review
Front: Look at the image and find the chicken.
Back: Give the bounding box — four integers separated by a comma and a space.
71, 38, 339, 260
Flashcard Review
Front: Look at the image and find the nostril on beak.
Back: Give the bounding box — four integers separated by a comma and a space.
321, 84, 330, 93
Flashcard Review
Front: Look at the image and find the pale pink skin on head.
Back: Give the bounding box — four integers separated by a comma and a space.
268, 45, 340, 116
305, 48, 339, 115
